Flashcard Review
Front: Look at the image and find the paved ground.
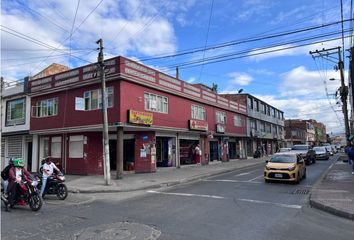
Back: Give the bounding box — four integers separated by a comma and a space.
2, 154, 354, 240
65, 158, 267, 193
310, 154, 354, 220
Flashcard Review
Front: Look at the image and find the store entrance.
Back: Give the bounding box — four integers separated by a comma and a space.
179, 139, 199, 165
209, 141, 219, 161
156, 137, 174, 167
109, 139, 135, 171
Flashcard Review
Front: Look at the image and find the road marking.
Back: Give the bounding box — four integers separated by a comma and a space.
201, 179, 262, 184
235, 198, 302, 209
235, 169, 259, 177
248, 175, 264, 182
147, 190, 225, 199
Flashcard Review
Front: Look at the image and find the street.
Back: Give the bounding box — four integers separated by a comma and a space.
2, 156, 354, 240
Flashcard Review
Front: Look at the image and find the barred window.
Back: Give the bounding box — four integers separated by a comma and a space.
191, 105, 206, 120
216, 111, 226, 124
35, 98, 58, 118
84, 87, 114, 110
144, 93, 168, 113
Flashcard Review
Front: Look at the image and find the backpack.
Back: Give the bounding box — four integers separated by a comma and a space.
1, 165, 11, 180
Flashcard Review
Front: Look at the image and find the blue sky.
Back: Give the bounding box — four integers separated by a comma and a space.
1, 0, 353, 134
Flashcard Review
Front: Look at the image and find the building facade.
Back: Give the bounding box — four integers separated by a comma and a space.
221, 94, 284, 157
27, 56, 249, 175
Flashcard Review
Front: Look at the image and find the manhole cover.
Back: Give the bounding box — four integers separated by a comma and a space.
73, 221, 161, 240
292, 189, 310, 195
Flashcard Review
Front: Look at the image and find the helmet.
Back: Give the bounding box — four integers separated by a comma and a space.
12, 158, 24, 168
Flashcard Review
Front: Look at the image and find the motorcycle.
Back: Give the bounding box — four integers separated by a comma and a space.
1, 179, 43, 212
36, 172, 68, 200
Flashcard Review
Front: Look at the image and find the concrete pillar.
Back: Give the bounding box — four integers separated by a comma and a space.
32, 134, 39, 171
116, 127, 124, 179
176, 133, 180, 168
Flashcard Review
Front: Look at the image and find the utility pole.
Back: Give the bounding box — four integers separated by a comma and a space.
350, 46, 354, 135
97, 39, 111, 185
310, 47, 350, 145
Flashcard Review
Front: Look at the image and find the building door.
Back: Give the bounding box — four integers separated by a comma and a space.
27, 142, 33, 172
109, 140, 117, 170
124, 139, 135, 171
209, 141, 219, 161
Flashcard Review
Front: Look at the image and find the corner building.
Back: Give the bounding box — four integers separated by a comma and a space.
29, 57, 248, 175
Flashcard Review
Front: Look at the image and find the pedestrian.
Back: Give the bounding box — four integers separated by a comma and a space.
346, 144, 354, 175
1, 158, 14, 196
40, 156, 61, 197
195, 144, 202, 165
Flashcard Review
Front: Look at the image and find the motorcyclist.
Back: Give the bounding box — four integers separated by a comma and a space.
7, 158, 33, 206
1, 158, 14, 196
40, 156, 61, 197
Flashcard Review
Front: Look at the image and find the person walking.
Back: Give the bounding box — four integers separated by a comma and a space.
346, 144, 354, 175
195, 144, 202, 165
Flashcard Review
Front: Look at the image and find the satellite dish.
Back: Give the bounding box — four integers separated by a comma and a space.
238, 89, 243, 93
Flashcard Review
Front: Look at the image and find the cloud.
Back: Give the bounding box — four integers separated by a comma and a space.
248, 68, 274, 76
279, 66, 342, 97
228, 72, 253, 86
1, 0, 194, 80
187, 77, 196, 83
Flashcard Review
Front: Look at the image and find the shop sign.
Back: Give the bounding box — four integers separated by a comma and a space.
189, 119, 208, 131
128, 109, 153, 125
216, 124, 225, 133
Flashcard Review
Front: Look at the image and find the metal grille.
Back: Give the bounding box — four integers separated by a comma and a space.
292, 189, 310, 195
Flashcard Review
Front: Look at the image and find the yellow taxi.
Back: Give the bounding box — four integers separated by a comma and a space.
264, 152, 306, 184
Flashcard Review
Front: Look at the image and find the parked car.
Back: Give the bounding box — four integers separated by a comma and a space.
312, 146, 330, 160
290, 145, 316, 165
325, 146, 334, 156
330, 145, 338, 154
279, 147, 291, 152
264, 152, 306, 184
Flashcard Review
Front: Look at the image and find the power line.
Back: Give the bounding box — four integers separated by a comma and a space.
138, 18, 354, 63
70, 0, 81, 59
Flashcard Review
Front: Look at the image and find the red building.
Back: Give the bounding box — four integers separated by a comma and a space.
28, 57, 248, 175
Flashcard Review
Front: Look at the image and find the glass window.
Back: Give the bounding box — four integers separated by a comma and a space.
84, 87, 113, 110
234, 115, 243, 127
254, 99, 259, 111
144, 92, 168, 113
51, 137, 62, 158
191, 105, 206, 120
247, 97, 253, 109
35, 98, 58, 118
6, 98, 25, 126
216, 111, 227, 124
69, 135, 84, 158
260, 121, 265, 132
250, 119, 256, 130
267, 106, 270, 116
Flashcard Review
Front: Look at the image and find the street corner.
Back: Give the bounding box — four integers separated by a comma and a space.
71, 221, 161, 240
42, 193, 96, 206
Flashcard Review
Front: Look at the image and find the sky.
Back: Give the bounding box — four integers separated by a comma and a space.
1, 0, 353, 134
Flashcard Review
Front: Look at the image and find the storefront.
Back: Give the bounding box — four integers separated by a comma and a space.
156, 135, 176, 167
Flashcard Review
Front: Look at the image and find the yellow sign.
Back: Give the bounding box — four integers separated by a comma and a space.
129, 110, 153, 125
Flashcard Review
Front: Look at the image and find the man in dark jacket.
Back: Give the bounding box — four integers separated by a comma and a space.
1, 158, 14, 196
7, 158, 33, 206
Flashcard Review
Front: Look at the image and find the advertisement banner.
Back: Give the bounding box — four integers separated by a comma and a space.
128, 109, 153, 125
189, 119, 208, 131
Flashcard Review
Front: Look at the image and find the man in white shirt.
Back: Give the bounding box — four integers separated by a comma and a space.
40, 157, 61, 197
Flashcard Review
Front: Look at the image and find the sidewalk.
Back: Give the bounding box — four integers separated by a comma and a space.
66, 157, 267, 194
310, 154, 354, 220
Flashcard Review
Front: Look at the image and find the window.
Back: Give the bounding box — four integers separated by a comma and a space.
6, 98, 25, 126
35, 98, 58, 117
51, 137, 62, 158
272, 108, 276, 117
250, 119, 256, 130
260, 121, 265, 132
84, 87, 114, 111
144, 93, 168, 113
69, 135, 84, 158
191, 105, 206, 120
267, 106, 270, 116
265, 123, 271, 133
216, 111, 227, 124
248, 97, 253, 109
254, 99, 259, 111
261, 103, 266, 114
234, 115, 243, 127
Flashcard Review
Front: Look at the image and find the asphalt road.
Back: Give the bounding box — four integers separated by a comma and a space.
2, 155, 354, 240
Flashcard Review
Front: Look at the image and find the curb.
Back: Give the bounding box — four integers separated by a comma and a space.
309, 199, 354, 220
309, 154, 354, 221
68, 161, 265, 194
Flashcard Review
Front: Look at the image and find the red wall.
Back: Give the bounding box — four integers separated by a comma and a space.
31, 82, 120, 130
134, 132, 156, 173
120, 81, 247, 136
